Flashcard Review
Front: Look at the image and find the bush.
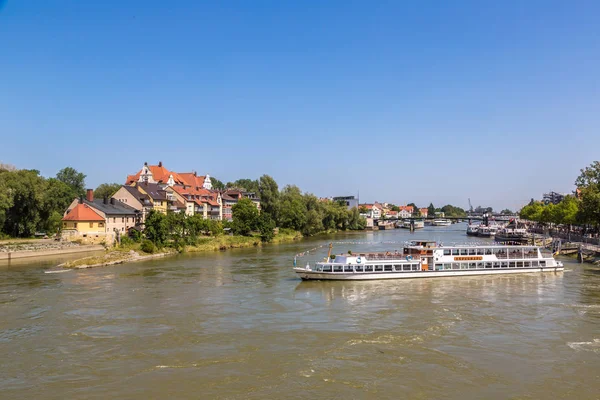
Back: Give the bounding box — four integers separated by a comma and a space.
140, 239, 156, 254
120, 236, 135, 247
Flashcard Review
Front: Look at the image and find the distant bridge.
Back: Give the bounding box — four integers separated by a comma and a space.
373, 215, 519, 224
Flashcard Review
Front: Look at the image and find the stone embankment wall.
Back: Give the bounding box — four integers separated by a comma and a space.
0, 241, 105, 261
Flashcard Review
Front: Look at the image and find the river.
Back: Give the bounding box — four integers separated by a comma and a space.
1, 224, 599, 399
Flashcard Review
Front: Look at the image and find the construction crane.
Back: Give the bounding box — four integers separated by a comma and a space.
468, 198, 474, 213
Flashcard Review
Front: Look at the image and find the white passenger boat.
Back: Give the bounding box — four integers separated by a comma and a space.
293, 241, 563, 280
401, 219, 425, 229
432, 219, 452, 226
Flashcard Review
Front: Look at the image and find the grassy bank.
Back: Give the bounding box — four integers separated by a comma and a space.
58, 230, 304, 269
185, 229, 303, 253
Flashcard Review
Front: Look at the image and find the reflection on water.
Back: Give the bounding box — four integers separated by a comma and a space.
0, 226, 598, 399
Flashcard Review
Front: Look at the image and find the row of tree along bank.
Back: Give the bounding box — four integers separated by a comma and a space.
519, 161, 600, 231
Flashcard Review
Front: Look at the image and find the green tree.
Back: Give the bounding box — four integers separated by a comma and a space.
232, 198, 259, 236
575, 161, 600, 190
579, 186, 600, 227
56, 167, 86, 197
554, 196, 579, 225
228, 179, 259, 193
501, 209, 513, 215
39, 178, 74, 233
427, 203, 435, 217
210, 177, 225, 190
257, 213, 276, 242
258, 174, 280, 223
279, 185, 307, 231
144, 210, 168, 246
519, 202, 544, 221
440, 204, 467, 218
0, 174, 14, 230
539, 203, 557, 224
0, 169, 45, 237
94, 183, 122, 199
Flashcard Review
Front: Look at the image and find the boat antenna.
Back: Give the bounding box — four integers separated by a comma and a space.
327, 243, 333, 260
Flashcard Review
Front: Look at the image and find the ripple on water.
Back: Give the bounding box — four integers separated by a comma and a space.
75, 324, 172, 339
0, 325, 43, 343
567, 339, 600, 353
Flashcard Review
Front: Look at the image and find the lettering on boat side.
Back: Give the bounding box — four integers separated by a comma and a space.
453, 256, 483, 261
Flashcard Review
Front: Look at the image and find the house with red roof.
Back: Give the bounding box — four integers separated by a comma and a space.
419, 208, 429, 218
398, 205, 414, 218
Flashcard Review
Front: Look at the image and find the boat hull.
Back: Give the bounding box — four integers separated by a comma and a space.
294, 266, 564, 280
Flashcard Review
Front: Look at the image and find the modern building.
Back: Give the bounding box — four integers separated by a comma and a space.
543, 191, 566, 205
333, 196, 359, 210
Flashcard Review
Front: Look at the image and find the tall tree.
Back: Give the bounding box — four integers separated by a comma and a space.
427, 203, 435, 217
258, 174, 280, 223
94, 183, 122, 199
40, 178, 74, 233
278, 185, 306, 231
227, 178, 259, 193
144, 210, 168, 246
232, 198, 259, 235
1, 169, 45, 237
575, 161, 600, 190
56, 167, 86, 197
210, 177, 225, 190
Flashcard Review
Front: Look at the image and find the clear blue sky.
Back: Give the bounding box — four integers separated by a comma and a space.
1, 0, 599, 211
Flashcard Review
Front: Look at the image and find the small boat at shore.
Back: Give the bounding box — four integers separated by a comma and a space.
478, 224, 500, 238
401, 220, 425, 229
293, 241, 563, 280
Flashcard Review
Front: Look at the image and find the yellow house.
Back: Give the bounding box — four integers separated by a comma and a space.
62, 203, 106, 243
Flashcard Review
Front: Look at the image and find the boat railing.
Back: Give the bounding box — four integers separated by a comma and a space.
357, 253, 420, 261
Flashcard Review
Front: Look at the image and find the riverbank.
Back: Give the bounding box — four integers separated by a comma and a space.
55, 230, 305, 270
0, 239, 105, 262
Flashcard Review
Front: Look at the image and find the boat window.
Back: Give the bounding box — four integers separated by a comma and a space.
444, 264, 452, 270
469, 262, 477, 269
516, 262, 524, 268
435, 264, 443, 270
375, 265, 383, 272
532, 261, 539, 267
477, 262, 484, 268
493, 262, 500, 268
509, 262, 516, 268
384, 265, 393, 272
355, 266, 364, 272
344, 265, 354, 272
524, 261, 530, 267
461, 263, 468, 269
485, 249, 492, 255
540, 261, 546, 266
485, 262, 493, 268
365, 265, 373, 272
460, 249, 468, 256
322, 265, 332, 272
452, 263, 460, 270
452, 249, 460, 256
403, 265, 411, 271
333, 265, 343, 272
412, 264, 420, 271
394, 265, 402, 271
469, 249, 476, 255
476, 249, 484, 255
501, 262, 508, 268
443, 249, 451, 256
496, 249, 507, 259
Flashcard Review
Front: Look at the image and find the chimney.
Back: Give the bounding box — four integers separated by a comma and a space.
104, 196, 108, 204
144, 161, 148, 166
79, 196, 84, 204
86, 189, 94, 202
158, 161, 163, 167
110, 198, 115, 205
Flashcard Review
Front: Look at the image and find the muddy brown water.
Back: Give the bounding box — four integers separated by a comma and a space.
1, 226, 599, 399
